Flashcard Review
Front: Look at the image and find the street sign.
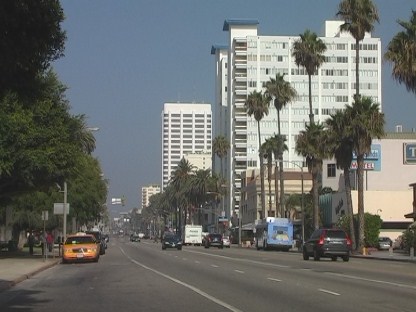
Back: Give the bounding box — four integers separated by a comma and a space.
42, 211, 48, 221
53, 203, 70, 215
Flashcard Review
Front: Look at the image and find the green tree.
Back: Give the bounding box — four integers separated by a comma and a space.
245, 91, 270, 219
345, 96, 385, 251
337, 0, 380, 100
0, 72, 96, 203
212, 135, 230, 178
295, 123, 331, 229
292, 30, 327, 125
384, 10, 416, 96
326, 110, 356, 249
0, 0, 66, 96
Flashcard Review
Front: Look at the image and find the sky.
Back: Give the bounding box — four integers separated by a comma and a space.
53, 0, 416, 216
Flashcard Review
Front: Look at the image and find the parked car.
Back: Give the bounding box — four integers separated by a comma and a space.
223, 236, 231, 248
162, 233, 182, 250
378, 237, 392, 250
62, 233, 100, 263
86, 230, 106, 255
302, 228, 351, 262
204, 233, 223, 249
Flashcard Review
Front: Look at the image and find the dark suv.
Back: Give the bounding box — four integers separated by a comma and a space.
204, 233, 223, 249
302, 228, 351, 262
86, 231, 107, 255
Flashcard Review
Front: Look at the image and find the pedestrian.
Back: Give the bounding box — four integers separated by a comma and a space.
46, 232, 54, 253
28, 231, 35, 255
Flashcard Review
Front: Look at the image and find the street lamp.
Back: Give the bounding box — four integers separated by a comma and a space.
57, 182, 68, 243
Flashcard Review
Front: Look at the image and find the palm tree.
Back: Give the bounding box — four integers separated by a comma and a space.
261, 135, 288, 217
212, 135, 230, 178
292, 30, 327, 125
169, 158, 195, 235
295, 122, 331, 229
189, 169, 212, 225
261, 138, 275, 217
326, 110, 356, 249
265, 73, 298, 135
384, 10, 416, 96
265, 74, 297, 217
337, 0, 380, 100
345, 96, 385, 251
245, 90, 270, 220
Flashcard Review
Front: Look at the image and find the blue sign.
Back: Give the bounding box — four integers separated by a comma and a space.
404, 143, 416, 164
351, 144, 381, 171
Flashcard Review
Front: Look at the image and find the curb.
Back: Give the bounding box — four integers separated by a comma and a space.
0, 259, 61, 293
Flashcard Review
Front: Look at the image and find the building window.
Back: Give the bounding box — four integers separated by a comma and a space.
327, 163, 336, 178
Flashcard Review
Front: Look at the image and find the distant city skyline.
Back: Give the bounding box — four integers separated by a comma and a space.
54, 0, 416, 215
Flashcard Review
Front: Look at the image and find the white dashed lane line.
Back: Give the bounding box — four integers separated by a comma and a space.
234, 270, 245, 274
267, 277, 282, 283
318, 289, 341, 296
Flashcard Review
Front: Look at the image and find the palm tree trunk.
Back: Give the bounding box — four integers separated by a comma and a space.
275, 162, 279, 215
355, 38, 360, 100
258, 121, 266, 220
343, 167, 356, 250
308, 74, 314, 125
357, 155, 365, 252
277, 109, 285, 218
267, 162, 272, 216
312, 161, 322, 229
279, 156, 285, 218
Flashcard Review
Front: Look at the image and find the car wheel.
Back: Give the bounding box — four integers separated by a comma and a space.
313, 249, 320, 261
162, 246, 166, 250
331, 256, 337, 261
342, 255, 349, 262
177, 247, 182, 250
204, 244, 209, 248
94, 255, 99, 262
302, 248, 309, 260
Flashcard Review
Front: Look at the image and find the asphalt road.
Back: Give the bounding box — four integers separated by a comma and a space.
0, 236, 415, 312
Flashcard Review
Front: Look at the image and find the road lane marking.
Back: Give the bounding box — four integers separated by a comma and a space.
234, 270, 244, 274
326, 272, 416, 290
267, 278, 282, 282
120, 247, 242, 312
318, 289, 341, 296
211, 264, 219, 268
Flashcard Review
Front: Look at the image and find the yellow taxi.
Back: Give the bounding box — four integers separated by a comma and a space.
62, 232, 100, 263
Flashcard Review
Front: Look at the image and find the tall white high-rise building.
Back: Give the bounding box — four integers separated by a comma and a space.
212, 19, 381, 220
141, 184, 161, 209
161, 102, 212, 190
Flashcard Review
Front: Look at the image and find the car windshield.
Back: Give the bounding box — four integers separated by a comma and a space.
65, 236, 95, 245
326, 230, 346, 239
165, 234, 180, 240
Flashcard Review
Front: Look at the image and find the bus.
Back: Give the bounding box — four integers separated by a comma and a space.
255, 217, 294, 251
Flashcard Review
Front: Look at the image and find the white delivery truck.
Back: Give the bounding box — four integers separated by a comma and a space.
184, 225, 203, 246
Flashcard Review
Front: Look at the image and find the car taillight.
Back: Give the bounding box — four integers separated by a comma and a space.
318, 235, 325, 245
346, 235, 352, 246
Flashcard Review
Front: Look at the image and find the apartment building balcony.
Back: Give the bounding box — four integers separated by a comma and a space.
234, 74, 247, 82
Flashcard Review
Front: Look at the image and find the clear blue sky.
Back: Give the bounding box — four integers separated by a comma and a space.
54, 0, 415, 215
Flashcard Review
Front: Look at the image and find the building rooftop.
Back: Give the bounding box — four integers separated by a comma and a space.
223, 19, 259, 31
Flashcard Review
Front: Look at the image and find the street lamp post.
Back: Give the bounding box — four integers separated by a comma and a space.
62, 182, 68, 243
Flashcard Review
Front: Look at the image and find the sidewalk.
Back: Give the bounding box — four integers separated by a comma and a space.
0, 249, 61, 292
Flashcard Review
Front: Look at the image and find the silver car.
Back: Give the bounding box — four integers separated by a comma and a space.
378, 237, 392, 250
